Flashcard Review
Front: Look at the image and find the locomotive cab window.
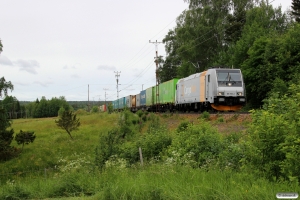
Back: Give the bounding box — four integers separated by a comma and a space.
216, 69, 243, 87
208, 75, 210, 82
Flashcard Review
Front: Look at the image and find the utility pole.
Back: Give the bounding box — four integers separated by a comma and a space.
88, 84, 90, 112
149, 40, 162, 112
103, 88, 109, 109
114, 71, 121, 99
114, 71, 121, 110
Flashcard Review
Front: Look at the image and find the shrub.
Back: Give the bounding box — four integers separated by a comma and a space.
95, 128, 121, 169
200, 111, 210, 120
241, 81, 300, 181
218, 133, 246, 170
137, 129, 172, 161
15, 130, 36, 151
74, 109, 89, 115
167, 120, 223, 167
91, 106, 99, 113
176, 120, 191, 133
217, 117, 224, 123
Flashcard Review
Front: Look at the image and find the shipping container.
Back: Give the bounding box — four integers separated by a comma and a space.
125, 95, 136, 109
99, 105, 106, 112
146, 86, 155, 106
131, 95, 136, 111
112, 100, 118, 110
136, 93, 141, 108
118, 97, 126, 109
140, 90, 146, 107
159, 78, 179, 104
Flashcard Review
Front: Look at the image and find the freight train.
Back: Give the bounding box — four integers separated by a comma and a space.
112, 67, 246, 112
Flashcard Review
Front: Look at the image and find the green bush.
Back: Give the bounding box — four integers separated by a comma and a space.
137, 129, 172, 162
95, 128, 121, 169
217, 117, 225, 122
243, 82, 300, 182
147, 113, 165, 133
176, 120, 191, 133
91, 105, 99, 113
200, 111, 210, 120
167, 120, 223, 167
218, 133, 246, 170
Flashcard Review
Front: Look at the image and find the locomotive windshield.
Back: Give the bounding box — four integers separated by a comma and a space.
216, 69, 243, 87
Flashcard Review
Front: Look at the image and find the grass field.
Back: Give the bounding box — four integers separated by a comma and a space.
0, 112, 298, 199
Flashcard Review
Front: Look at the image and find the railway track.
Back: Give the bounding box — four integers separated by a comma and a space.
155, 111, 250, 115
156, 111, 251, 123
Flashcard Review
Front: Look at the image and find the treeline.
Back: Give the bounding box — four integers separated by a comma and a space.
1, 96, 72, 119
159, 0, 300, 108
1, 96, 111, 119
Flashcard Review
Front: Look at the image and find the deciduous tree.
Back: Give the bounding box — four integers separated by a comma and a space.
0, 77, 15, 161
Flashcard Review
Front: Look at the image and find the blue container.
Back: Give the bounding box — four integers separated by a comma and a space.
140, 90, 146, 106
118, 97, 125, 109
113, 99, 118, 110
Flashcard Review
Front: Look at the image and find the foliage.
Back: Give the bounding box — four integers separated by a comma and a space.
55, 110, 80, 139
167, 120, 223, 168
147, 113, 165, 133
1, 96, 21, 119
0, 77, 14, 97
200, 111, 210, 120
1, 111, 300, 199
107, 103, 113, 114
0, 39, 2, 53
95, 128, 121, 169
0, 77, 16, 161
91, 105, 99, 113
0, 128, 16, 161
136, 129, 172, 162
218, 132, 246, 170
176, 120, 191, 132
160, 1, 295, 109
15, 130, 36, 150
26, 96, 72, 118
118, 109, 138, 139
244, 82, 300, 182
292, 0, 300, 22
74, 108, 89, 115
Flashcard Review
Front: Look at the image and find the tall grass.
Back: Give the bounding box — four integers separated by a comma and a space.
0, 112, 298, 199
0, 113, 117, 179
1, 164, 298, 199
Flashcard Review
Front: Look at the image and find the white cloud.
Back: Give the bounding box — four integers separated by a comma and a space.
33, 81, 53, 87
0, 55, 13, 66
15, 59, 40, 74
97, 65, 117, 71
71, 74, 80, 78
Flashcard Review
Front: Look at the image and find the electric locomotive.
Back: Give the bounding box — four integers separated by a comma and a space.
175, 68, 246, 112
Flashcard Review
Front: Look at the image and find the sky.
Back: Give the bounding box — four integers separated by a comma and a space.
0, 0, 292, 102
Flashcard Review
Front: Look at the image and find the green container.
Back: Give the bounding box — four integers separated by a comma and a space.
159, 78, 179, 104
146, 86, 155, 106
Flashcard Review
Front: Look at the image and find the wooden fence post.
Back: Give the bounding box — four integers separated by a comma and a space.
139, 147, 143, 166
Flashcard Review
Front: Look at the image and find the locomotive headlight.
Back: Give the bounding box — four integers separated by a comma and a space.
218, 92, 224, 96
227, 83, 232, 86
237, 92, 243, 96
239, 98, 245, 102
219, 98, 225, 102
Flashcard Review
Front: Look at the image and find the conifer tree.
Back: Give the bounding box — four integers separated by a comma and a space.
55, 110, 80, 139
292, 0, 300, 22
15, 130, 36, 151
